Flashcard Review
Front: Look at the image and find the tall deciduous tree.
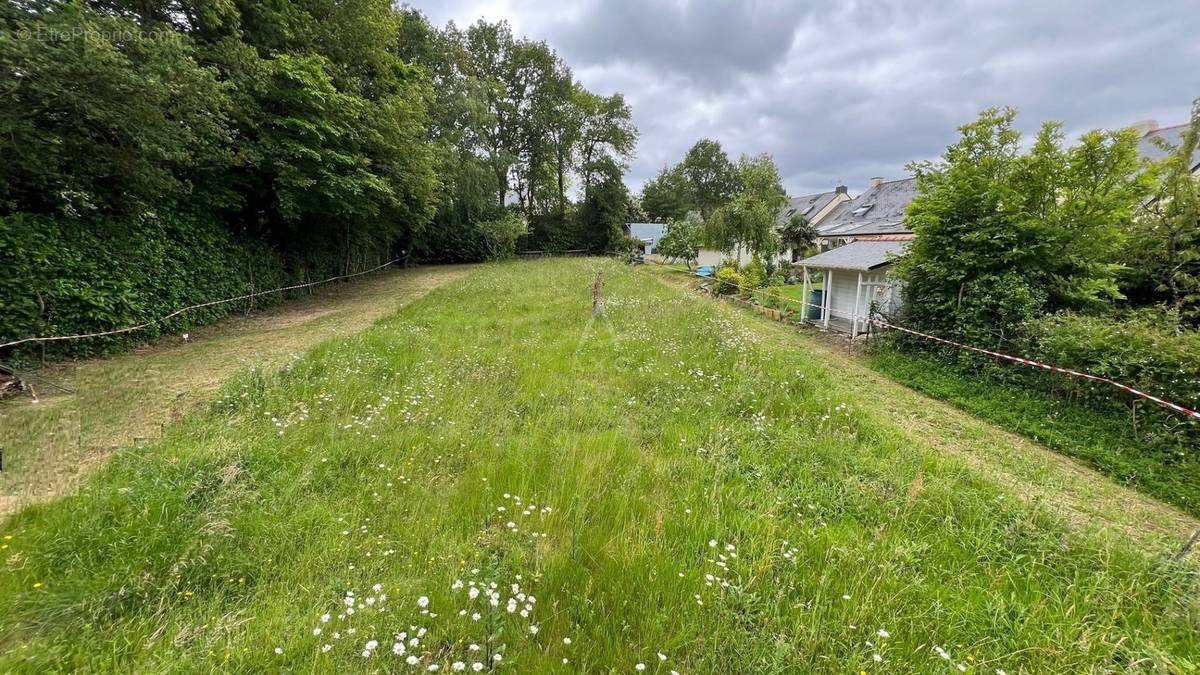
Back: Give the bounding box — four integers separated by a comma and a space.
576, 90, 637, 191
896, 107, 1147, 344
639, 165, 691, 223
705, 154, 787, 260
576, 157, 629, 252
680, 139, 739, 219
1127, 100, 1200, 323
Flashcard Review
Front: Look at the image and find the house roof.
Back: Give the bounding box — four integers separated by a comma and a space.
796, 240, 907, 271
777, 189, 844, 226
817, 177, 919, 237
1138, 123, 1200, 171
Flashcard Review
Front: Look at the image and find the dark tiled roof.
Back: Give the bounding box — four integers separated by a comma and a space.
777, 190, 842, 226
1138, 124, 1200, 170
796, 240, 907, 271
817, 178, 919, 237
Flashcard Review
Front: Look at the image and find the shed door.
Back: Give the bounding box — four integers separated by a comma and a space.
827, 273, 860, 322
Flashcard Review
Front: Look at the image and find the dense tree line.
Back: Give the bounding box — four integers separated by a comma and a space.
0, 1, 636, 358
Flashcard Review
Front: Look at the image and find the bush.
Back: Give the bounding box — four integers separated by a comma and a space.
1023, 311, 1200, 449
743, 257, 768, 290
0, 213, 294, 363
713, 267, 746, 296
477, 212, 528, 260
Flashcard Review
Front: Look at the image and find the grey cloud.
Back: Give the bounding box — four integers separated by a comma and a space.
419, 0, 1200, 197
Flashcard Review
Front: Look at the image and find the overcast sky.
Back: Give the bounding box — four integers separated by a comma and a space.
416, 0, 1199, 197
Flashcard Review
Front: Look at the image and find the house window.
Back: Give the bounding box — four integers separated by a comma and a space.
786, 208, 796, 217
852, 203, 874, 217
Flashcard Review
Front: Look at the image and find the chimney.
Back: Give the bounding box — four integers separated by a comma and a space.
1129, 119, 1159, 137
835, 184, 848, 195
869, 177, 884, 188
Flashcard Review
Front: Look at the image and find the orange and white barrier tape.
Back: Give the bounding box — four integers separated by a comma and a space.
699, 274, 1200, 421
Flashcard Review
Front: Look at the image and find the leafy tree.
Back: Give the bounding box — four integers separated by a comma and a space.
704, 154, 787, 261
476, 211, 527, 259
1126, 100, 1200, 323
575, 157, 628, 252
576, 90, 637, 191
895, 107, 1147, 344
639, 165, 691, 222
655, 215, 702, 268
680, 139, 739, 219
625, 193, 647, 223
780, 213, 818, 258
0, 2, 233, 218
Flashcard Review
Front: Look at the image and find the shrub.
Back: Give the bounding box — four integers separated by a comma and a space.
1023, 311, 1200, 449
713, 267, 746, 296
743, 257, 768, 289
477, 212, 528, 260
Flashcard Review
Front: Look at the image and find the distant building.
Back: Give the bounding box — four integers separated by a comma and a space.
794, 177, 919, 334
1132, 119, 1200, 175
626, 223, 666, 255
692, 186, 852, 267
812, 177, 920, 251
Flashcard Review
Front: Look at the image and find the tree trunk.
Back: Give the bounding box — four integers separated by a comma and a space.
556, 151, 567, 216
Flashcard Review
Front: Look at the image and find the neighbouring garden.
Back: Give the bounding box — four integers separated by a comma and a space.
638, 106, 1200, 514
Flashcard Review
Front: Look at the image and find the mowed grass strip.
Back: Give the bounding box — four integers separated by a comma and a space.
0, 258, 1197, 673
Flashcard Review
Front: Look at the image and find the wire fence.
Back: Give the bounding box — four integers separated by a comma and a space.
0, 258, 404, 351
698, 272, 1200, 422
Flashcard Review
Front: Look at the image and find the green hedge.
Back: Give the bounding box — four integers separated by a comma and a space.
0, 214, 293, 362
1023, 311, 1200, 449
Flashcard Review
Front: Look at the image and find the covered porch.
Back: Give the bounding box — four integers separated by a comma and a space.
795, 240, 906, 336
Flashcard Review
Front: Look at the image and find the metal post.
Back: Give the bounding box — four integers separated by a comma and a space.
852, 271, 863, 338
823, 269, 833, 328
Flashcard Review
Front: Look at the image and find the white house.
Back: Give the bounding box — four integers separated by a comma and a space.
794, 177, 920, 334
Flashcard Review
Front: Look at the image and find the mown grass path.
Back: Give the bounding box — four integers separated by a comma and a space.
1, 259, 1197, 673
0, 265, 468, 517
643, 265, 1200, 556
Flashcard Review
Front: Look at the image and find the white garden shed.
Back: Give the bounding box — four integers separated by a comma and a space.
797, 239, 906, 336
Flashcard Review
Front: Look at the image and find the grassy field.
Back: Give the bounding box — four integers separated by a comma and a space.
870, 347, 1200, 517
0, 265, 467, 518
2, 258, 1198, 673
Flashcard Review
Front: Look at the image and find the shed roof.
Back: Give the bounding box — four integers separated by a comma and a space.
817, 178, 919, 237
796, 240, 907, 271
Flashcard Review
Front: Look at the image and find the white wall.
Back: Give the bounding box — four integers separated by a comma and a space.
819, 267, 902, 327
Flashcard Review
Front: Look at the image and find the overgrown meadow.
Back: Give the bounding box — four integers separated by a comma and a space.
1, 259, 1197, 673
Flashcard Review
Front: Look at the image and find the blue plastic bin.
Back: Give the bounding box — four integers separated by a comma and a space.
807, 289, 824, 320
